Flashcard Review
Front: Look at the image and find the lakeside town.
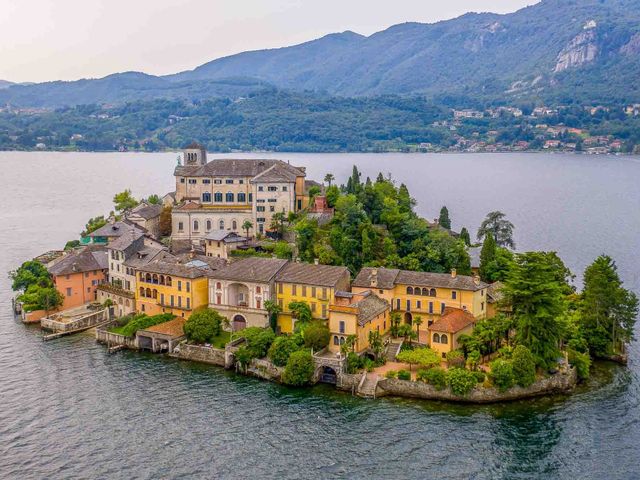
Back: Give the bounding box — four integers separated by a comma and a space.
10, 143, 637, 402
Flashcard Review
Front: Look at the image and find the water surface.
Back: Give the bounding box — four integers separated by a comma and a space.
0, 151, 638, 479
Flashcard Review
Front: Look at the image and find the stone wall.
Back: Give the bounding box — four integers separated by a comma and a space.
246, 358, 284, 382
170, 343, 226, 367
376, 367, 577, 404
42, 308, 108, 333
336, 373, 362, 392
95, 322, 138, 349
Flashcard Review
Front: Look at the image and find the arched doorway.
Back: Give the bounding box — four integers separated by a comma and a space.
404, 312, 413, 325
233, 314, 246, 331
320, 366, 337, 384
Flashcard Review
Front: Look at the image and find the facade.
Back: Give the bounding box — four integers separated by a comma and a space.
275, 262, 351, 334
48, 246, 108, 310
208, 257, 289, 331
135, 258, 215, 319
172, 144, 308, 241
127, 203, 163, 239
352, 267, 488, 345
428, 308, 476, 357
204, 231, 249, 259
328, 290, 390, 354
84, 219, 147, 245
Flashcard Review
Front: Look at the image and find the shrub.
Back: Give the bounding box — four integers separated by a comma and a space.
396, 347, 440, 370
511, 345, 536, 387
385, 370, 397, 379
473, 371, 486, 383
346, 352, 363, 374
446, 368, 477, 396
241, 327, 276, 359
268, 335, 303, 367
302, 321, 330, 351
446, 349, 465, 368
114, 313, 174, 337
183, 308, 223, 344
568, 349, 591, 381
490, 359, 515, 392
397, 370, 411, 381
282, 350, 314, 386
363, 358, 375, 372
466, 350, 481, 370
420, 367, 447, 390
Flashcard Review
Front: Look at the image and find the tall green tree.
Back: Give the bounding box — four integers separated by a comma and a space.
459, 227, 471, 246
580, 255, 638, 356
438, 206, 451, 230
502, 252, 565, 368
477, 211, 515, 249
479, 233, 497, 282
113, 189, 138, 214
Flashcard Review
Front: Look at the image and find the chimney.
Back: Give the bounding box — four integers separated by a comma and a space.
451, 268, 457, 278
314, 258, 319, 265
370, 269, 378, 288
473, 274, 481, 286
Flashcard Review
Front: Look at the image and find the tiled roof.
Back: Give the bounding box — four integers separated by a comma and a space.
250, 163, 298, 183
352, 292, 389, 326
123, 247, 173, 269
275, 262, 349, 287
48, 246, 108, 276
140, 317, 185, 338
352, 267, 487, 291
429, 308, 476, 333
129, 203, 163, 220
487, 281, 504, 303
174, 253, 228, 271
87, 220, 146, 238
212, 257, 288, 283
174, 159, 304, 179
184, 141, 205, 150
139, 258, 214, 279
352, 267, 400, 290
108, 229, 145, 253
204, 231, 248, 243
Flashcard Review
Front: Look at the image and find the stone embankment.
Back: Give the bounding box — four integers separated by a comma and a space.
374, 367, 577, 403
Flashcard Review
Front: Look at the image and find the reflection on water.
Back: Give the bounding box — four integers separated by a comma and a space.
0, 152, 638, 479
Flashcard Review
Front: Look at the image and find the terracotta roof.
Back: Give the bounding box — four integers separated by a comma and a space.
140, 317, 185, 337
429, 308, 476, 333
48, 246, 108, 276
275, 262, 349, 288
352, 267, 487, 291
211, 257, 288, 283
174, 201, 201, 211
174, 159, 304, 179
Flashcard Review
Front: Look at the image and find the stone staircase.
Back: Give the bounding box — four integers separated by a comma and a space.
385, 339, 403, 362
357, 372, 379, 399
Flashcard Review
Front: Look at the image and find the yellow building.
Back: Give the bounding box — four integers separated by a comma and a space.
136, 258, 213, 319
352, 267, 489, 347
328, 290, 390, 354
204, 231, 249, 259
428, 307, 476, 357
275, 262, 350, 334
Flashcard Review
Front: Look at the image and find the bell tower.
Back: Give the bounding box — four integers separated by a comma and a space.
183, 142, 207, 166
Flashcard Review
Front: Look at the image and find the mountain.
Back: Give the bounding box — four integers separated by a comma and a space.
1, 0, 640, 107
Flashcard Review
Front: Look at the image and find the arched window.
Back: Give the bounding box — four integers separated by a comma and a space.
422, 288, 428, 296
407, 286, 414, 295
333, 336, 339, 345
339, 337, 345, 345
152, 289, 158, 299
193, 220, 199, 231
152, 274, 158, 284
146, 288, 152, 298
238, 192, 246, 203
256, 286, 261, 294
214, 192, 223, 202
145, 273, 152, 283
216, 282, 222, 290
226, 192, 234, 202
430, 288, 437, 297
219, 220, 225, 230
125, 299, 130, 307
232, 220, 237, 231
159, 275, 165, 285
206, 220, 212, 231
440, 334, 448, 344
139, 287, 145, 297
433, 333, 440, 343
166, 276, 172, 287
202, 192, 211, 202
216, 293, 222, 305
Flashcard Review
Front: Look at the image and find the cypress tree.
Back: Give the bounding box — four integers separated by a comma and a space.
460, 227, 471, 246
479, 233, 497, 281
438, 206, 451, 229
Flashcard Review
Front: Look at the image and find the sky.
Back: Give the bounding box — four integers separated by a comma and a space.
1, 0, 538, 83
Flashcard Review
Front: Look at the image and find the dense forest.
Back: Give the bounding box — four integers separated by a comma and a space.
2, 90, 639, 153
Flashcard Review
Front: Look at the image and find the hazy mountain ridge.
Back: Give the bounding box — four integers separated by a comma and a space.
2, 0, 640, 107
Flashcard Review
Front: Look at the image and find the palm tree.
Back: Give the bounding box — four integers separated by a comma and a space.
414, 316, 423, 343
324, 173, 335, 187
242, 220, 253, 239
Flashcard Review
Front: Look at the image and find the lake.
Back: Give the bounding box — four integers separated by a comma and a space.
1, 151, 639, 479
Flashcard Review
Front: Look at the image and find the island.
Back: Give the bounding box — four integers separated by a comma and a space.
10, 143, 638, 403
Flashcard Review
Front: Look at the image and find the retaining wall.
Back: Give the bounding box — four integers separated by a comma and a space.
376, 367, 577, 403
95, 323, 138, 349
170, 343, 226, 367
42, 308, 108, 332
